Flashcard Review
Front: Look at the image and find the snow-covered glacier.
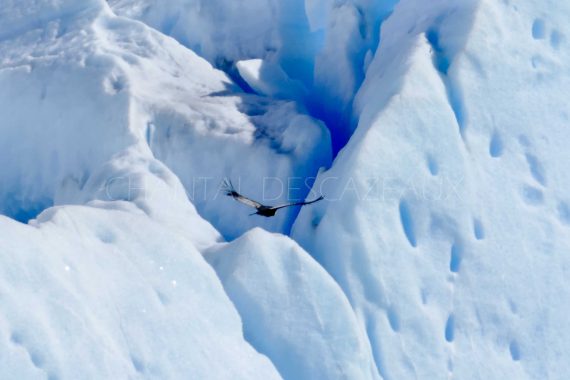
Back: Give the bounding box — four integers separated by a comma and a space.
1, 0, 569, 379
294, 0, 570, 379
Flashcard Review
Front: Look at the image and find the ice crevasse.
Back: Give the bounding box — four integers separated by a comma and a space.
0, 0, 360, 379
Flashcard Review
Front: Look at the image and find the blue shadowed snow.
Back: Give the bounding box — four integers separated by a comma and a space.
399, 199, 417, 247
3, 196, 53, 223
206, 228, 379, 380
293, 1, 570, 379
109, 0, 401, 157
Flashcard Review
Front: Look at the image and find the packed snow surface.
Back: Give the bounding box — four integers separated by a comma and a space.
2, 0, 570, 379
294, 0, 570, 379
0, 205, 280, 379
206, 228, 379, 380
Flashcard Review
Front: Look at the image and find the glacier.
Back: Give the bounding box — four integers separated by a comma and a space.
294, 0, 570, 379
1, 0, 570, 379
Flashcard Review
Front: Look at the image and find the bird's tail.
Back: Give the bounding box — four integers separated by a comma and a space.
222, 178, 237, 197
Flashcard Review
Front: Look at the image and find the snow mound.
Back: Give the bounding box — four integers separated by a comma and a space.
0, 0, 331, 238
294, 0, 570, 379
0, 205, 280, 379
206, 228, 379, 380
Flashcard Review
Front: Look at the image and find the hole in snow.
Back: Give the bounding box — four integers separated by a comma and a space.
525, 153, 547, 186
30, 351, 45, 368
557, 202, 570, 225
489, 131, 504, 157
532, 19, 546, 40
473, 218, 485, 240
97, 229, 116, 244
521, 185, 544, 205
421, 288, 428, 305
131, 354, 145, 373
10, 331, 51, 372
387, 308, 401, 332
399, 200, 417, 247
518, 134, 531, 148
509, 340, 521, 361
550, 30, 563, 49
449, 243, 463, 273
311, 213, 323, 229
10, 331, 24, 345
155, 290, 169, 306
445, 314, 455, 342
427, 154, 439, 175
509, 299, 518, 314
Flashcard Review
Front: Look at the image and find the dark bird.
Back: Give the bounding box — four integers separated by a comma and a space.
223, 179, 324, 217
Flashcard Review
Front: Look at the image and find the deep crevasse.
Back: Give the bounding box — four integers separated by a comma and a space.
0, 0, 375, 379
109, 0, 401, 154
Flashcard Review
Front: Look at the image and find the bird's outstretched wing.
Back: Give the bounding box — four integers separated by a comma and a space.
223, 179, 263, 209
272, 195, 324, 211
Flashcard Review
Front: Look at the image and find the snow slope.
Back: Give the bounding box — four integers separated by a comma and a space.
0, 0, 330, 238
0, 204, 280, 379
0, 1, 286, 378
0, 0, 331, 378
206, 228, 379, 380
294, 0, 570, 379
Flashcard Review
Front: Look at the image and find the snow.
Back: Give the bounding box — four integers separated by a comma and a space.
293, 0, 570, 379
0, 0, 326, 377
2, 0, 570, 379
108, 0, 316, 85
307, 0, 399, 152
206, 228, 379, 380
108, 0, 399, 154
0, 205, 280, 379
235, 59, 308, 100
0, 0, 331, 238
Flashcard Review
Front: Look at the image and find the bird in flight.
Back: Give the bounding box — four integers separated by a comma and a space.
223, 179, 324, 217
